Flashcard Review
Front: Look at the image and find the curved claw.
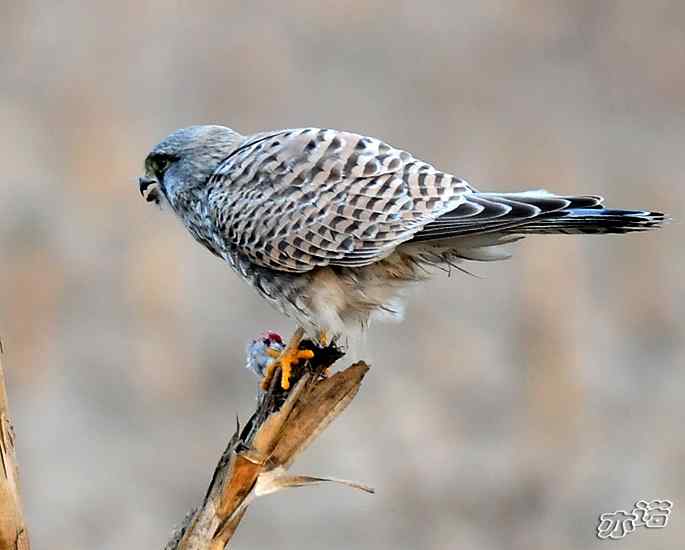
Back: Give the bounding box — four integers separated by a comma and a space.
279, 348, 315, 390
260, 329, 315, 390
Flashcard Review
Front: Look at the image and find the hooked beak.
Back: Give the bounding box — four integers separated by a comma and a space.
138, 175, 161, 204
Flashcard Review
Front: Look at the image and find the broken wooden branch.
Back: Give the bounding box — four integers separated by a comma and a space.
0, 341, 31, 550
165, 345, 372, 550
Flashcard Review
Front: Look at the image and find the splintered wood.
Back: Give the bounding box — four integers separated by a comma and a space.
0, 345, 31, 550
166, 356, 372, 550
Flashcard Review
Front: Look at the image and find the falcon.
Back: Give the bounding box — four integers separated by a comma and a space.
139, 125, 666, 389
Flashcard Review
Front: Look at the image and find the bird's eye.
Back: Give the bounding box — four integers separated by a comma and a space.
154, 157, 171, 174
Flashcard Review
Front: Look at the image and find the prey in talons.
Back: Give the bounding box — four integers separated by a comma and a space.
246, 329, 345, 392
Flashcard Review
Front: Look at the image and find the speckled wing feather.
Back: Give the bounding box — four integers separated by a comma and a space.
206, 128, 472, 272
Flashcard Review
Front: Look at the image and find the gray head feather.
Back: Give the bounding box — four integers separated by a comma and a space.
143, 125, 243, 209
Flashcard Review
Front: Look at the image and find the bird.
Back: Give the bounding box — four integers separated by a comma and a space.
245, 330, 311, 391
245, 330, 343, 392
139, 125, 666, 389
245, 331, 286, 379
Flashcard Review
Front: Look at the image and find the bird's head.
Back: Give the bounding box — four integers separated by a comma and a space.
138, 125, 243, 209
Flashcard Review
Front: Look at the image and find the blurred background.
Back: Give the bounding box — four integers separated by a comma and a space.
1, 1, 683, 549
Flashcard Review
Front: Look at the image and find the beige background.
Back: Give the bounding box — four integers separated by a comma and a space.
1, 1, 683, 549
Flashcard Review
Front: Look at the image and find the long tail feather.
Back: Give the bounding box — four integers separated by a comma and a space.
511, 207, 666, 234
412, 190, 667, 242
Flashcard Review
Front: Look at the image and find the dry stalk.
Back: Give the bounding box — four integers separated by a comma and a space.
0, 341, 30, 550
165, 346, 372, 550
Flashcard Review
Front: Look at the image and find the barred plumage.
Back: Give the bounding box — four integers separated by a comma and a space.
206, 128, 471, 272
140, 125, 666, 337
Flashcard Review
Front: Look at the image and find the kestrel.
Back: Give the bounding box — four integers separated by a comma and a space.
139, 126, 665, 388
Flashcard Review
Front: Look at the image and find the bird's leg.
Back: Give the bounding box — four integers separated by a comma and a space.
316, 330, 338, 378
260, 327, 315, 391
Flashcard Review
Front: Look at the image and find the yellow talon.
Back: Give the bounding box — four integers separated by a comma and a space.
261, 359, 279, 391
260, 328, 315, 391
265, 347, 281, 359
278, 348, 314, 390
